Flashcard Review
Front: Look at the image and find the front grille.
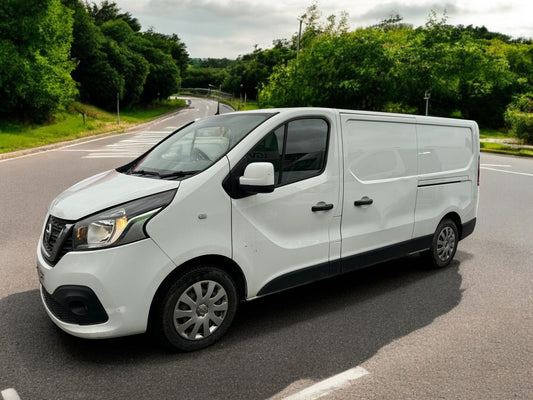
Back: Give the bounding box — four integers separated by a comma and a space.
42, 216, 74, 266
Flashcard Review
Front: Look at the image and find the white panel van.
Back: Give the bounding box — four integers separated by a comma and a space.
37, 108, 479, 351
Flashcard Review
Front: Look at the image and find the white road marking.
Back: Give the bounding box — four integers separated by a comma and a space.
1, 388, 21, 400
72, 130, 173, 159
481, 166, 533, 177
282, 367, 369, 400
480, 164, 512, 168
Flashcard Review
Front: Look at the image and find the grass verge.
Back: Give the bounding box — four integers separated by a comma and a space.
479, 128, 508, 140
480, 141, 533, 157
0, 99, 186, 154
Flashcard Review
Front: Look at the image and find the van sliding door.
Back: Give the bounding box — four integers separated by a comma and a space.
340, 115, 418, 272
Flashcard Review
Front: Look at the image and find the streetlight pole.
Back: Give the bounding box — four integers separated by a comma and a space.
297, 18, 303, 56
208, 84, 221, 115
116, 92, 120, 124
424, 91, 431, 116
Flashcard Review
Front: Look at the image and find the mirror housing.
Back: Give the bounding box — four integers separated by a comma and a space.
239, 162, 275, 193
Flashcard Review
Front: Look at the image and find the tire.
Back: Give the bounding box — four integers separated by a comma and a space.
426, 219, 459, 268
152, 265, 238, 352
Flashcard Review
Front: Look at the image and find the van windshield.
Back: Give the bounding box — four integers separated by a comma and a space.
127, 113, 276, 179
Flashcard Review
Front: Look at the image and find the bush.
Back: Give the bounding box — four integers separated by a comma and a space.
504, 93, 533, 143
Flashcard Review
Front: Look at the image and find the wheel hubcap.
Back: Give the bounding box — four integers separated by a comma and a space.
436, 226, 456, 262
173, 280, 228, 341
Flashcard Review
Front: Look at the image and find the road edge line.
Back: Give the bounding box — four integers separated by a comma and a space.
282, 366, 369, 400
1, 388, 21, 400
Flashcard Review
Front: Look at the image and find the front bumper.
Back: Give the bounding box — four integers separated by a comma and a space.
37, 238, 176, 339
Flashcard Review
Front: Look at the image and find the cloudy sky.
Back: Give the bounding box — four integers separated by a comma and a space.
112, 0, 533, 59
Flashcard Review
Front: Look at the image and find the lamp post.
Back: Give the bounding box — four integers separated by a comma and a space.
116, 92, 120, 124
297, 17, 303, 56
208, 84, 221, 114
424, 91, 431, 116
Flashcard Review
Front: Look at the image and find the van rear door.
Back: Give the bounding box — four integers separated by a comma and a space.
339, 114, 418, 271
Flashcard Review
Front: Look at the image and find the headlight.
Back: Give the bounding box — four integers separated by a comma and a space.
72, 189, 176, 250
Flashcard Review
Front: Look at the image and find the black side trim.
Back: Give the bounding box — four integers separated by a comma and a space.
341, 235, 433, 273
418, 180, 463, 188
42, 285, 108, 325
256, 235, 433, 297
257, 261, 331, 297
461, 218, 476, 240
255, 217, 477, 298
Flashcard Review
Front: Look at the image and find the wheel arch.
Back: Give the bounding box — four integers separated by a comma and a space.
441, 211, 462, 238
148, 255, 247, 326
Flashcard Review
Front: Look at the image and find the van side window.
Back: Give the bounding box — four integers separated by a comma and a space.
246, 118, 329, 186
246, 127, 284, 183
282, 119, 328, 184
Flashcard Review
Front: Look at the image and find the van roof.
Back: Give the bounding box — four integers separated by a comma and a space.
234, 107, 478, 128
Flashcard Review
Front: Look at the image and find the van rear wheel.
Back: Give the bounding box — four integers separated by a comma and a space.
426, 219, 459, 268
152, 265, 238, 352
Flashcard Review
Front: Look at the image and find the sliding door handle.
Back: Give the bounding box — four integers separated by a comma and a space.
312, 202, 334, 212
354, 197, 373, 206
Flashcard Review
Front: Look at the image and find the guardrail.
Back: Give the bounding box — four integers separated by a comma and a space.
179, 88, 233, 99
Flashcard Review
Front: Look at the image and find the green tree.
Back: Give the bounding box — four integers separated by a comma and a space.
224, 42, 295, 99
0, 0, 77, 122
182, 67, 229, 90
86, 0, 141, 31
139, 45, 181, 102
100, 19, 149, 107
63, 0, 123, 109
260, 28, 394, 109
142, 29, 189, 76
259, 7, 525, 129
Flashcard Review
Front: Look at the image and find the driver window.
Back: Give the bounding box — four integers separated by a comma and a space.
245, 118, 329, 186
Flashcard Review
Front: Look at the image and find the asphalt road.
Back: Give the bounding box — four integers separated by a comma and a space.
0, 105, 532, 399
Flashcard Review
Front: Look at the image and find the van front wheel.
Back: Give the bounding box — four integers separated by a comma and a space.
427, 219, 459, 268
153, 265, 238, 352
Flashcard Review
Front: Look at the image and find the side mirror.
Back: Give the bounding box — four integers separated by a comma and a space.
239, 162, 275, 193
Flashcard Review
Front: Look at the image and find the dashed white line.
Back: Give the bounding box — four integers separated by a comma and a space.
481, 166, 533, 177
282, 367, 369, 400
480, 164, 512, 168
1, 388, 21, 400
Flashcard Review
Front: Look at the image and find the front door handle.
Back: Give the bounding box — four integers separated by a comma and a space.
312, 202, 334, 212
354, 196, 373, 206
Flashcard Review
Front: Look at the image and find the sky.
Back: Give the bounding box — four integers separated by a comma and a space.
112, 0, 533, 59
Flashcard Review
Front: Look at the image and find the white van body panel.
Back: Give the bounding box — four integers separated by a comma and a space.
49, 169, 179, 220
340, 114, 418, 258
146, 156, 233, 267
413, 122, 478, 237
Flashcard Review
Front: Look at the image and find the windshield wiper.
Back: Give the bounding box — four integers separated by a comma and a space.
159, 170, 199, 179
131, 169, 159, 176
131, 169, 198, 179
